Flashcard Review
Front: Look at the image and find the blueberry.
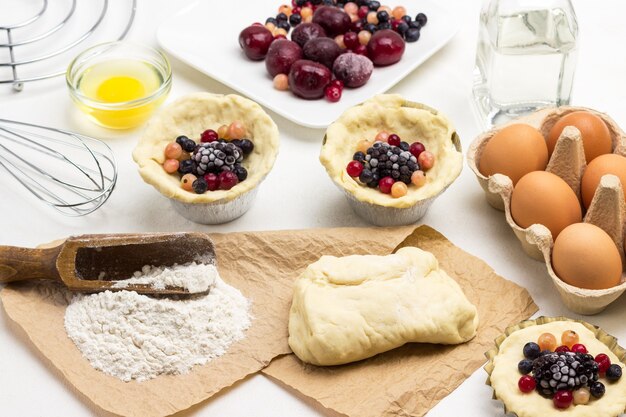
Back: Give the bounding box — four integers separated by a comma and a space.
178, 159, 194, 175
322, 0, 334, 4
175, 135, 189, 146
296, 0, 306, 5
590, 381, 605, 398
400, 141, 410, 151
353, 151, 366, 162
277, 20, 291, 32
359, 168, 373, 183
368, 1, 381, 11
239, 139, 254, 155
518, 359, 534, 375
378, 22, 391, 30
409, 21, 421, 29
416, 12, 428, 26
364, 23, 377, 33
401, 15, 412, 24
377, 10, 389, 22
606, 364, 622, 382
396, 22, 409, 34
289, 13, 302, 26
523, 342, 541, 360
276, 12, 288, 22
266, 17, 278, 25
233, 165, 248, 182
404, 27, 420, 42
310, 0, 323, 4
182, 139, 196, 152
192, 178, 208, 194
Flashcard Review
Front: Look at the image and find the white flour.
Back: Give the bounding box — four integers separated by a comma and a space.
64, 269, 251, 382
112, 262, 217, 293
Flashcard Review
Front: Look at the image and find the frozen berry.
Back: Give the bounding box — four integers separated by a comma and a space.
375, 131, 389, 142
378, 176, 394, 194
181, 174, 197, 191
523, 342, 541, 360
274, 73, 290, 90
606, 364, 622, 381
165, 142, 183, 159
416, 12, 427, 26
228, 121, 246, 140
291, 22, 326, 47
217, 125, 229, 139
335, 34, 346, 49
218, 171, 239, 190
396, 21, 409, 35
573, 387, 590, 405
358, 5, 369, 18
289, 59, 332, 99
163, 159, 180, 174
538, 333, 557, 352
392, 6, 406, 20
387, 134, 401, 146
391, 181, 407, 198
325, 85, 342, 102
411, 170, 426, 187
332, 52, 373, 87
289, 13, 302, 26
353, 44, 368, 56
518, 375, 536, 393
343, 2, 358, 14
204, 173, 220, 191
571, 344, 587, 354
178, 159, 194, 175
330, 79, 344, 90
239, 139, 255, 155
358, 30, 372, 45
404, 27, 420, 42
561, 330, 579, 348
518, 359, 533, 374
590, 381, 605, 398
192, 177, 208, 194
409, 142, 425, 158
367, 29, 405, 66
343, 31, 359, 49
239, 25, 274, 60
176, 135, 189, 146
553, 390, 573, 409
182, 138, 197, 152
555, 345, 570, 353
418, 151, 435, 171
367, 11, 379, 25
595, 353, 611, 373
357, 139, 372, 154
201, 129, 218, 143
346, 160, 363, 177
233, 165, 248, 182
376, 10, 389, 22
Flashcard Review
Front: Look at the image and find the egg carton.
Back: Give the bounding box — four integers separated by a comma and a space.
467, 106, 626, 315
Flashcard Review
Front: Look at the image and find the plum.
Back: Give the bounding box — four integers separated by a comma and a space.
291, 22, 327, 48
333, 53, 373, 88
238, 25, 274, 60
312, 6, 351, 37
288, 60, 332, 99
303, 37, 342, 69
367, 29, 405, 66
265, 39, 303, 77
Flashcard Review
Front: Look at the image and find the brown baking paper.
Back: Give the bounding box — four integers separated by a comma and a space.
0, 227, 414, 417
262, 226, 538, 417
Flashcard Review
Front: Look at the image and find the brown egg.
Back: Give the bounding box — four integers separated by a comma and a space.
479, 124, 548, 185
511, 171, 582, 239
552, 223, 622, 290
581, 154, 626, 209
547, 111, 612, 163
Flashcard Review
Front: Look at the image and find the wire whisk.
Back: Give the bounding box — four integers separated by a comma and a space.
0, 119, 117, 216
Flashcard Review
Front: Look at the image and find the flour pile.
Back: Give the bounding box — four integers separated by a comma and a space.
64, 264, 251, 382
112, 261, 217, 293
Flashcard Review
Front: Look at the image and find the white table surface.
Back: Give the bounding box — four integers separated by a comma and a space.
1, 1, 626, 416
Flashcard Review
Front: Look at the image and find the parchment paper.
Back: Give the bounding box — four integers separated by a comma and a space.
262, 226, 538, 417
0, 227, 414, 417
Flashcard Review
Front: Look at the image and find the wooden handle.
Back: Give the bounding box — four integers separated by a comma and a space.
0, 245, 62, 283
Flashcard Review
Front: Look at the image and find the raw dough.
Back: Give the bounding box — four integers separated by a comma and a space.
133, 93, 279, 203
490, 321, 626, 417
288, 247, 479, 366
319, 94, 463, 208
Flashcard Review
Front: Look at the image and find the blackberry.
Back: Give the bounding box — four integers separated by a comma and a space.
533, 352, 598, 396
359, 141, 419, 188
191, 142, 244, 176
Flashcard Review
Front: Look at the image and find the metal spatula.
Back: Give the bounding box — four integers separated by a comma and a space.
0, 233, 215, 295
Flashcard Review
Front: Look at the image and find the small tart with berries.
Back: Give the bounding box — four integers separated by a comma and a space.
133, 93, 279, 203
485, 317, 626, 417
320, 94, 462, 208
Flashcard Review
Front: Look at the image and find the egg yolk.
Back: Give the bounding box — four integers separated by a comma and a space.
96, 76, 146, 103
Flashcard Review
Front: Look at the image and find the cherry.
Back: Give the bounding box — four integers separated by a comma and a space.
518, 375, 536, 393
289, 59, 332, 99
346, 160, 363, 177
367, 29, 405, 66
387, 134, 401, 146
200, 129, 218, 143
595, 353, 611, 373
571, 344, 587, 354
553, 390, 573, 409
218, 171, 239, 190
353, 44, 368, 56
555, 345, 570, 353
409, 142, 425, 158
204, 173, 220, 191
378, 176, 395, 194
343, 31, 359, 50
325, 85, 342, 102
239, 25, 274, 60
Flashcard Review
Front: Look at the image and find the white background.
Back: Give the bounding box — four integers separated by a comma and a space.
1, 0, 626, 416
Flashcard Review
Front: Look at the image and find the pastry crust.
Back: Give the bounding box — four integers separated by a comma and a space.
133, 93, 279, 203
490, 321, 626, 417
320, 94, 463, 208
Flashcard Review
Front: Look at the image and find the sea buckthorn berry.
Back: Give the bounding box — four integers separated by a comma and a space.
555, 345, 570, 353
278, 4, 292, 16
346, 160, 364, 177
358, 30, 372, 45
217, 124, 229, 139
367, 11, 379, 24
561, 330, 579, 348
553, 390, 573, 409
411, 170, 426, 187
418, 151, 435, 171
164, 142, 183, 159
273, 73, 289, 90
181, 174, 197, 191
387, 134, 401, 146
349, 13, 360, 23
391, 181, 407, 198
200, 129, 218, 143
571, 343, 587, 354
266, 22, 276, 32
518, 375, 536, 393
573, 387, 590, 405
356, 139, 372, 154
392, 6, 407, 20
595, 354, 611, 373
335, 34, 346, 49
273, 27, 288, 37
538, 333, 557, 352
344, 2, 358, 14
375, 131, 389, 142
274, 34, 287, 40
228, 121, 246, 140
409, 141, 425, 158
378, 5, 392, 14
378, 176, 395, 194
300, 6, 313, 18
163, 159, 180, 174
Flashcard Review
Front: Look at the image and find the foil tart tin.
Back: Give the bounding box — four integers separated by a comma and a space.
169, 186, 260, 225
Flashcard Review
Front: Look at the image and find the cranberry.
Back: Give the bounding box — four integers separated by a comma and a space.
288, 59, 332, 99
518, 375, 536, 393
330, 79, 344, 90
239, 25, 274, 60
358, 5, 370, 18
391, 19, 402, 31
353, 44, 368, 56
343, 31, 359, 50
200, 129, 218, 143
595, 353, 611, 373
387, 134, 401, 146
553, 390, 573, 409
218, 171, 239, 190
378, 176, 395, 194
409, 142, 425, 158
204, 173, 220, 191
367, 29, 405, 66
293, 7, 301, 14
346, 160, 363, 177
325, 85, 342, 102
571, 344, 587, 354
555, 345, 570, 353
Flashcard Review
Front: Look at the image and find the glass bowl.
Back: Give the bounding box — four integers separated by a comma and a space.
66, 41, 172, 130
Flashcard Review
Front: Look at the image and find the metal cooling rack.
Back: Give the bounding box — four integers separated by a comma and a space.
0, 0, 137, 91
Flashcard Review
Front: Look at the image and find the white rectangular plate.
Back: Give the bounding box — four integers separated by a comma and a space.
158, 0, 459, 128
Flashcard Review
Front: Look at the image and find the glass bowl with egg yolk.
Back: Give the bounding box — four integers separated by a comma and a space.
66, 41, 171, 129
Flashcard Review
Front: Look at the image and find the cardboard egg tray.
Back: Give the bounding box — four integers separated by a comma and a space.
467, 106, 626, 315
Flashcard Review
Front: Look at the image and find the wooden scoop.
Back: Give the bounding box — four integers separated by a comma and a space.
0, 233, 216, 295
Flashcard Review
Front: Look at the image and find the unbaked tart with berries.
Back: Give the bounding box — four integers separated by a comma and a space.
485, 317, 626, 417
